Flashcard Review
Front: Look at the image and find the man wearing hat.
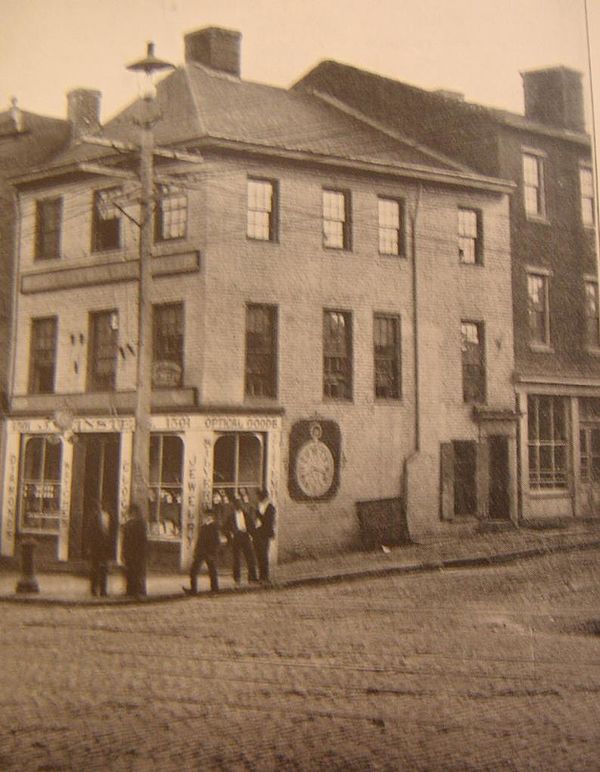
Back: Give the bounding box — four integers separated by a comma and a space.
184, 507, 221, 595
253, 489, 276, 583
226, 497, 258, 585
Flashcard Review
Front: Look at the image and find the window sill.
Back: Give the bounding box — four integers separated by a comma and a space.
524, 214, 550, 226
322, 246, 351, 253
459, 260, 484, 268
528, 343, 554, 353
246, 236, 279, 244
375, 397, 403, 404
379, 252, 407, 259
586, 346, 600, 357
527, 489, 569, 499
323, 397, 354, 403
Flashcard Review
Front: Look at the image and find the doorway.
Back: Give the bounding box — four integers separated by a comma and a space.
488, 435, 510, 519
69, 433, 120, 559
579, 425, 600, 516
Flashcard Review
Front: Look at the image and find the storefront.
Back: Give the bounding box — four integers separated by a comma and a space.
517, 383, 600, 520
1, 412, 282, 568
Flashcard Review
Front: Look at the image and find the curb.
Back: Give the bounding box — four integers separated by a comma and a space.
2, 536, 600, 607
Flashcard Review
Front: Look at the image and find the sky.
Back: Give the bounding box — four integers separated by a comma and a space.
0, 0, 598, 132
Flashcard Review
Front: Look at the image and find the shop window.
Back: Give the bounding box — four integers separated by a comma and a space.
323, 310, 352, 400
461, 321, 485, 403
212, 432, 265, 503
155, 184, 187, 241
378, 197, 405, 256
323, 189, 351, 250
148, 434, 183, 539
247, 179, 278, 241
28, 317, 57, 394
458, 207, 482, 264
245, 304, 277, 398
523, 151, 546, 219
580, 165, 595, 227
374, 313, 401, 399
152, 303, 184, 387
35, 198, 62, 260
19, 436, 62, 533
88, 310, 118, 392
92, 187, 121, 252
527, 395, 568, 489
585, 280, 599, 348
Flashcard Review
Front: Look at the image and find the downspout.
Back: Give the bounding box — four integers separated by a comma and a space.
584, 0, 600, 342
400, 183, 422, 537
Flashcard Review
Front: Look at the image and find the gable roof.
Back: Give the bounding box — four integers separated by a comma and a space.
0, 110, 70, 182
294, 60, 591, 147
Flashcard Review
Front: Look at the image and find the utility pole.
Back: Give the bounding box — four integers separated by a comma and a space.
126, 43, 174, 519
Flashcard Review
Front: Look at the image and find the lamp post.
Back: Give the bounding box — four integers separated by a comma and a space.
126, 43, 174, 520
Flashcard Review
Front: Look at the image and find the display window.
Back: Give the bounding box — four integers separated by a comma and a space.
19, 435, 62, 533
212, 432, 265, 505
148, 434, 183, 539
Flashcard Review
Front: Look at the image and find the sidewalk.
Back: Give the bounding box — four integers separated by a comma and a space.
2, 522, 600, 605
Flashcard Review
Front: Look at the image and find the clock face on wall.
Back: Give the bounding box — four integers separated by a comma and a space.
295, 438, 335, 498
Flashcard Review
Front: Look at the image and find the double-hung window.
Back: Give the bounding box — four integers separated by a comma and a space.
323, 310, 352, 399
28, 317, 57, 394
35, 198, 62, 260
323, 189, 351, 250
245, 304, 277, 398
458, 208, 482, 264
378, 198, 404, 256
247, 179, 278, 241
374, 314, 401, 399
152, 303, 184, 387
527, 271, 550, 347
155, 185, 187, 241
88, 310, 118, 392
461, 321, 485, 403
523, 152, 546, 219
580, 165, 595, 227
92, 187, 121, 251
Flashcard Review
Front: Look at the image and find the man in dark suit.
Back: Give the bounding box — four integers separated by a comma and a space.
226, 497, 258, 585
253, 489, 276, 583
184, 508, 221, 594
121, 504, 148, 597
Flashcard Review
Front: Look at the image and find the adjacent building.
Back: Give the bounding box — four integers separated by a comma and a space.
296, 60, 597, 524
1, 27, 516, 568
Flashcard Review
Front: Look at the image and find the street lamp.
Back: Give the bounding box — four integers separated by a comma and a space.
126, 43, 174, 521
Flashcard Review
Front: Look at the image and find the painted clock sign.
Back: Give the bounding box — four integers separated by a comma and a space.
288, 419, 341, 501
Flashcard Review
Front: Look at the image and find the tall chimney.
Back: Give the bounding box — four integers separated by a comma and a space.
67, 88, 101, 140
521, 66, 585, 133
184, 27, 241, 77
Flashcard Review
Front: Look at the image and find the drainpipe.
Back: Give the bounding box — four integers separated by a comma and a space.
585, 1, 600, 343
400, 183, 422, 534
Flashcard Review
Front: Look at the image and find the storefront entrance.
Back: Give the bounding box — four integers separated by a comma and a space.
69, 433, 120, 559
579, 424, 600, 516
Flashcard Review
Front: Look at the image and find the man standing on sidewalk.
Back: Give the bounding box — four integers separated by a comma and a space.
121, 504, 148, 597
253, 489, 276, 584
226, 497, 258, 585
184, 508, 221, 595
88, 499, 112, 597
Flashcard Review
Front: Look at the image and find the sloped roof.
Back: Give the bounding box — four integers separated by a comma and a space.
0, 110, 70, 181
294, 60, 590, 146
48, 62, 490, 177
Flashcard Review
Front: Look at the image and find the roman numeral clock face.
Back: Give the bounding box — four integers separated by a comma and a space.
295, 437, 335, 498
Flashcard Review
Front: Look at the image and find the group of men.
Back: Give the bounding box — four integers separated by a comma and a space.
87, 488, 276, 598
185, 489, 276, 595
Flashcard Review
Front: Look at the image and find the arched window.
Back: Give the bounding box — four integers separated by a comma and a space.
19, 436, 62, 532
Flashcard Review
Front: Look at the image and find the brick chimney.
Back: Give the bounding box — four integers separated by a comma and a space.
184, 26, 241, 77
521, 66, 585, 133
67, 88, 101, 140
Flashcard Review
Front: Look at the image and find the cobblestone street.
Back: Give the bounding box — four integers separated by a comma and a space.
1, 548, 599, 770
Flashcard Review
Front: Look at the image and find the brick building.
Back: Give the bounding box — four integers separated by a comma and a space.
1, 28, 515, 569
296, 61, 598, 524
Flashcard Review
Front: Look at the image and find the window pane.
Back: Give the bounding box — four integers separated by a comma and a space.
247, 180, 275, 240
88, 311, 117, 391
93, 188, 121, 251
245, 305, 276, 397
374, 314, 401, 398
20, 437, 62, 532
378, 198, 401, 256
238, 434, 262, 485
213, 435, 236, 486
323, 190, 348, 249
152, 303, 184, 387
29, 317, 57, 394
324, 310, 352, 399
156, 185, 187, 241
148, 434, 183, 539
